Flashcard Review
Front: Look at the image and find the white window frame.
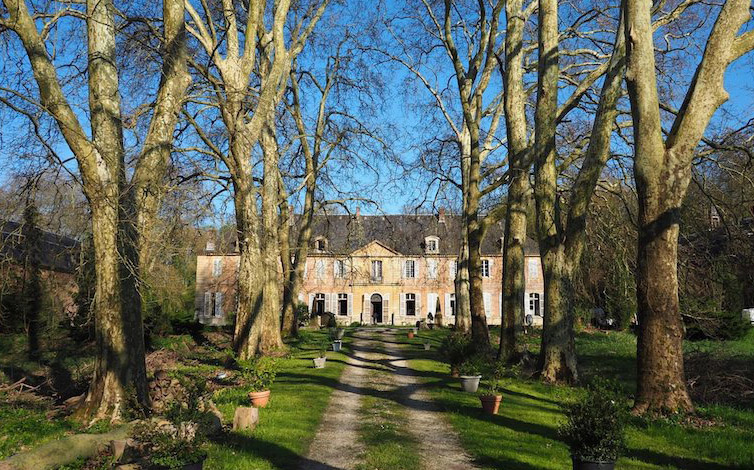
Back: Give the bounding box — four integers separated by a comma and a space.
337, 293, 349, 316
212, 258, 223, 277
427, 259, 438, 279
482, 259, 490, 278
371, 260, 383, 281
405, 293, 416, 316
425, 236, 439, 253
529, 293, 542, 316
334, 259, 346, 278
404, 259, 416, 278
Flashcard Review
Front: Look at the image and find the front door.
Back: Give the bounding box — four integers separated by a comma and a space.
371, 293, 383, 324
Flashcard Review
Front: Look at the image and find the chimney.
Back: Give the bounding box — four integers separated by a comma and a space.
288, 204, 295, 226
205, 240, 215, 253
438, 207, 446, 224
355, 207, 361, 218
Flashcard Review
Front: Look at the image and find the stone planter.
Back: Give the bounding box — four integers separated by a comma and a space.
572, 458, 615, 470
479, 394, 503, 415
313, 357, 327, 368
249, 390, 271, 407
459, 375, 482, 393
332, 340, 342, 352
423, 343, 431, 351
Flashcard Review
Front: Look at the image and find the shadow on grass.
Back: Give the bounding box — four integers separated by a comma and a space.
209, 431, 345, 470
626, 448, 747, 470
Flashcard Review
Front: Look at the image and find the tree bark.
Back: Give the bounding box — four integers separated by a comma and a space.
623, 0, 753, 414
533, 0, 578, 384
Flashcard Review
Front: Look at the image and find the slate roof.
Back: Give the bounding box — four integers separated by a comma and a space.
300, 214, 540, 256
0, 221, 80, 273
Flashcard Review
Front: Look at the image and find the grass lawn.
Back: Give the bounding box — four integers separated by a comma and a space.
203, 328, 350, 470
404, 327, 754, 470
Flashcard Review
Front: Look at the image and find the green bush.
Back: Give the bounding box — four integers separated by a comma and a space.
238, 357, 278, 392
558, 379, 627, 463
682, 298, 751, 341
439, 332, 473, 369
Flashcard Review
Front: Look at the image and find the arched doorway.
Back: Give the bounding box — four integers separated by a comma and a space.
370, 293, 383, 324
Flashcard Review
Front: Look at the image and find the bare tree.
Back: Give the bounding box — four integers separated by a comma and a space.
1, 0, 189, 420
184, 0, 329, 358
623, 0, 754, 414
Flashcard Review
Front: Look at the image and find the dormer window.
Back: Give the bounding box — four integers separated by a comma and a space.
424, 236, 439, 254
314, 237, 327, 252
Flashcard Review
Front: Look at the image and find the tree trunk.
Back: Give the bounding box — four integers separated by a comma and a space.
534, 0, 577, 383
258, 118, 284, 353
454, 239, 472, 333
499, 168, 528, 361
279, 201, 296, 336
633, 205, 692, 413
233, 182, 267, 360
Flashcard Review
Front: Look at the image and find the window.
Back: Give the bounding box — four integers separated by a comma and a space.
482, 259, 490, 278
527, 258, 539, 279
338, 293, 348, 316
212, 258, 223, 277
315, 259, 325, 279
427, 259, 438, 279
334, 259, 346, 278
371, 260, 383, 281
529, 293, 541, 316
314, 238, 326, 251
404, 259, 416, 278
314, 293, 325, 315
204, 292, 224, 317
406, 293, 416, 316
450, 293, 456, 316
425, 236, 439, 253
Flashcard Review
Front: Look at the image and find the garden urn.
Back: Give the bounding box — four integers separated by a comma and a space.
459, 375, 482, 393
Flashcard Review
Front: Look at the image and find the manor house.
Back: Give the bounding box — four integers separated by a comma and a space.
195, 210, 544, 327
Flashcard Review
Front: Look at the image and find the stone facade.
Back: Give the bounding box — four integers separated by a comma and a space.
194, 212, 545, 326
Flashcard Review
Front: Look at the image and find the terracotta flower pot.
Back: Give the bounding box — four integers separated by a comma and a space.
249, 389, 271, 407
479, 394, 503, 415
450, 366, 460, 378
407, 332, 415, 339
571, 458, 615, 470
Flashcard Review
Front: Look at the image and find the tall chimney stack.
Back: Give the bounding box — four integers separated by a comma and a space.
438, 207, 446, 224
355, 207, 361, 218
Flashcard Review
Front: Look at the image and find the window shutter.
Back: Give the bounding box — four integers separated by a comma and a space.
400, 293, 406, 316
383, 297, 389, 320
427, 293, 437, 316
308, 294, 315, 314
333, 260, 338, 278
363, 294, 370, 317
483, 293, 491, 318
215, 292, 223, 317
204, 292, 212, 317
415, 260, 420, 278
445, 293, 451, 316
348, 293, 353, 316
415, 294, 421, 317
298, 293, 304, 303
489, 259, 494, 276
325, 293, 332, 313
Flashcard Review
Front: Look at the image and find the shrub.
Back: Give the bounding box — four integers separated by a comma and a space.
681, 299, 751, 341
458, 354, 485, 376
238, 357, 278, 392
558, 379, 627, 463
439, 332, 473, 369
130, 420, 206, 470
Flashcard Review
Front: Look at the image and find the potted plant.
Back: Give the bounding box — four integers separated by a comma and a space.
423, 342, 431, 351
558, 380, 627, 470
313, 342, 328, 368
332, 339, 343, 352
239, 357, 277, 408
336, 327, 346, 339
458, 357, 483, 393
440, 333, 471, 377
479, 373, 504, 415
407, 330, 415, 339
